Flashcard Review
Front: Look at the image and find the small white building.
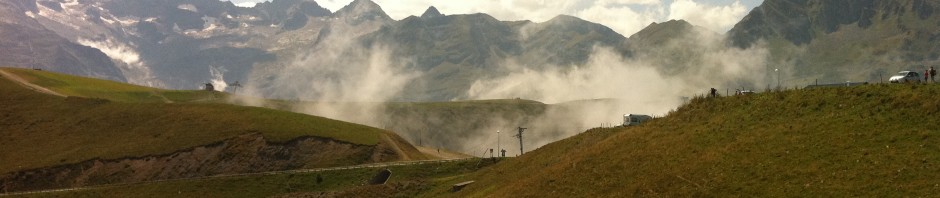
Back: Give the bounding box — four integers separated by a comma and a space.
623, 114, 652, 126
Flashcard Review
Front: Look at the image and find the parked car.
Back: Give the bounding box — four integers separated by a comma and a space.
889, 71, 921, 83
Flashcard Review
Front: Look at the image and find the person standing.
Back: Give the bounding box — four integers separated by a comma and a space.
930, 66, 937, 82
926, 69, 930, 83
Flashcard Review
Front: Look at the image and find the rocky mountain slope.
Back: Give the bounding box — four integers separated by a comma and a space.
1, 0, 631, 101
358, 10, 629, 100
0, 0, 124, 82
2, 0, 339, 88
728, 0, 940, 84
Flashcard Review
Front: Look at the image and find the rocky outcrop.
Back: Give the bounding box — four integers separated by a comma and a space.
0, 133, 400, 192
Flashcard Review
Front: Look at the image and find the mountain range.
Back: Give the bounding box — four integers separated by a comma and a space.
1, 0, 939, 100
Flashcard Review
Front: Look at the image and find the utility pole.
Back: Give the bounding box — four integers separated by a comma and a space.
514, 127, 527, 155
27, 32, 35, 70
775, 68, 780, 90
497, 130, 500, 157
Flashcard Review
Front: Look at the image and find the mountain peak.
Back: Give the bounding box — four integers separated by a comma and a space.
646, 19, 693, 31
629, 19, 715, 46
546, 15, 583, 23
421, 6, 443, 18
333, 0, 391, 22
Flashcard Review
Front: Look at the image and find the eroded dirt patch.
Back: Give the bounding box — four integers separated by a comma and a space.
0, 133, 401, 192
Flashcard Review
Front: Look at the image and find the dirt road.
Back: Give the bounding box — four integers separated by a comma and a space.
0, 69, 65, 97
417, 146, 474, 159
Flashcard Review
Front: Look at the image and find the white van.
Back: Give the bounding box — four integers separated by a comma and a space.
623, 114, 652, 126
889, 71, 921, 83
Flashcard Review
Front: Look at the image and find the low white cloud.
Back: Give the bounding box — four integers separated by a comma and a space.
575, 4, 662, 38
77, 39, 140, 65
599, 0, 660, 6
209, 66, 228, 91
77, 39, 164, 87
466, 47, 685, 111
668, 0, 748, 33
463, 30, 771, 155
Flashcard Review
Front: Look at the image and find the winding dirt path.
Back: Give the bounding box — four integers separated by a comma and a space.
0, 69, 65, 97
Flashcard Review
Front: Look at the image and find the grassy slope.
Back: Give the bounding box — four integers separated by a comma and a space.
1, 68, 224, 103
447, 84, 940, 197
0, 69, 397, 174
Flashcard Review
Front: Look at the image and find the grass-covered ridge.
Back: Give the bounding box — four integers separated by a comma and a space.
451, 84, 940, 197
0, 69, 394, 174
2, 68, 225, 103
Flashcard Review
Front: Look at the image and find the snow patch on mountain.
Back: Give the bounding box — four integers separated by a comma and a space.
178, 4, 198, 13
61, 0, 79, 7
35, 0, 83, 30
233, 2, 259, 8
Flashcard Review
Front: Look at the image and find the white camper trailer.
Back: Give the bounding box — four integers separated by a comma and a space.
623, 114, 652, 126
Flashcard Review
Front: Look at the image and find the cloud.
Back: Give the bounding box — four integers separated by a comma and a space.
599, 0, 660, 6
466, 47, 686, 111
574, 4, 662, 38
461, 29, 771, 155
667, 0, 748, 33
209, 66, 228, 91
240, 18, 419, 126
77, 39, 164, 87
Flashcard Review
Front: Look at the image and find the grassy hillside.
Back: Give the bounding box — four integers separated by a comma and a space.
1, 68, 225, 103
446, 84, 940, 197
0, 68, 411, 174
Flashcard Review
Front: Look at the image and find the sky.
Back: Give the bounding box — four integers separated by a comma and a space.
225, 0, 763, 37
